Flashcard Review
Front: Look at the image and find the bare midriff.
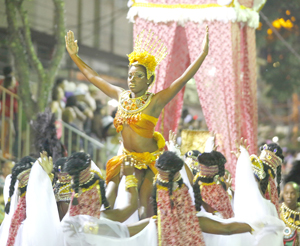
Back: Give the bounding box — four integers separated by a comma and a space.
121, 124, 158, 153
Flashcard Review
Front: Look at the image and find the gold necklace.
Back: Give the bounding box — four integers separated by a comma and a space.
119, 90, 153, 114
280, 202, 300, 231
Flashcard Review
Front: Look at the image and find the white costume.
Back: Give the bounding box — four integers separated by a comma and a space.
61, 215, 157, 246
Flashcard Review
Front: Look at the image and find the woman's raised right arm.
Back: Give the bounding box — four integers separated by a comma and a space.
65, 31, 123, 100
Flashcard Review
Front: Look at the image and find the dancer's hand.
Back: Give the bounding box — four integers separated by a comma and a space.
201, 25, 209, 55
166, 130, 178, 150
65, 30, 79, 56
166, 130, 181, 157
224, 171, 232, 190
38, 151, 53, 175
122, 156, 135, 176
231, 138, 249, 158
211, 131, 219, 151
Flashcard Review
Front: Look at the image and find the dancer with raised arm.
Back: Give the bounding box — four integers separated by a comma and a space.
65, 26, 209, 219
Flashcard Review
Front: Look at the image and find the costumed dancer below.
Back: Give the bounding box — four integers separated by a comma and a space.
280, 182, 300, 245
65, 26, 209, 219
153, 151, 253, 246
232, 139, 285, 246
63, 152, 139, 223
193, 151, 234, 219
251, 143, 284, 216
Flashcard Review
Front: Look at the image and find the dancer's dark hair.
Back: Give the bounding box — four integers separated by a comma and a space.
259, 143, 283, 196
65, 152, 110, 209
212, 151, 226, 176
32, 108, 65, 162
197, 151, 226, 183
193, 176, 203, 212
153, 151, 184, 214
212, 151, 227, 190
193, 151, 227, 211
259, 143, 284, 161
5, 156, 36, 214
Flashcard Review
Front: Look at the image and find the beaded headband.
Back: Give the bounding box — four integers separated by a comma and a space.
259, 149, 282, 174
250, 154, 266, 180
79, 165, 92, 184
128, 30, 168, 82
17, 169, 31, 188
57, 172, 72, 184
198, 164, 219, 178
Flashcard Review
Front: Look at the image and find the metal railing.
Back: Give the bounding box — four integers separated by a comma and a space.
0, 84, 114, 169
60, 120, 108, 168
0, 85, 31, 160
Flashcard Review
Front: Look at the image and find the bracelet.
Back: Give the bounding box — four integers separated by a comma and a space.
125, 175, 138, 190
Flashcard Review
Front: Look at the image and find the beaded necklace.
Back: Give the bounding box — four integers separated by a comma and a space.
115, 90, 154, 128
280, 202, 300, 231
119, 90, 153, 113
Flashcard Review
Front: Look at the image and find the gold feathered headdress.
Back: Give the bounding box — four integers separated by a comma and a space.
127, 30, 168, 83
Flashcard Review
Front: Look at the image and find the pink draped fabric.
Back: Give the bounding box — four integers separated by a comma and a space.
132, 0, 258, 187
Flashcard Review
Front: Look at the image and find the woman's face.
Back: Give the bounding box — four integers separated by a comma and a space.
127, 65, 149, 96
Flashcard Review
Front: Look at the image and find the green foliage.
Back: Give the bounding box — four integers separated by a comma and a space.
4, 0, 66, 120
257, 0, 300, 101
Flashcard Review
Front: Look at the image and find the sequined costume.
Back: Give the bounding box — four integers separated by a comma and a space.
106, 90, 165, 184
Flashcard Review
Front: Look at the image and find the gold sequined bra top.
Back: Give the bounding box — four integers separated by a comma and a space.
113, 90, 158, 138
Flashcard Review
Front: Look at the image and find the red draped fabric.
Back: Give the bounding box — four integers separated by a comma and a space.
132, 0, 258, 187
